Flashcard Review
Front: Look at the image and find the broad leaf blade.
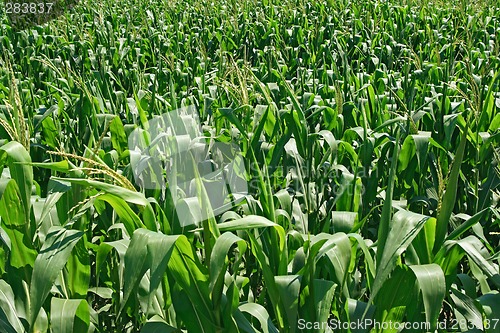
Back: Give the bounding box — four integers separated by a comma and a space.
50, 298, 90, 333
29, 227, 83, 326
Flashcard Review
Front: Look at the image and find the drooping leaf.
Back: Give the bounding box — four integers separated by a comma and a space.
408, 264, 446, 330
29, 227, 84, 326
275, 275, 301, 333
140, 315, 180, 333
209, 232, 247, 311
239, 303, 279, 333
0, 280, 24, 333
121, 229, 180, 314
370, 210, 433, 304
50, 298, 90, 333
477, 292, 500, 333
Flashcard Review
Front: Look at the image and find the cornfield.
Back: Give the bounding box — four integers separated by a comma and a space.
0, 0, 499, 332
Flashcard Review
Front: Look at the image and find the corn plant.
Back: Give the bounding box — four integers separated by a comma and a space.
0, 0, 499, 332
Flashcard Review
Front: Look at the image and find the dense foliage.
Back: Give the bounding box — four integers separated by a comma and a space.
0, 0, 499, 332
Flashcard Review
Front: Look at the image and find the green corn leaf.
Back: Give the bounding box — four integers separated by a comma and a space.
0, 280, 24, 333
313, 279, 336, 333
35, 180, 69, 242
64, 238, 90, 299
209, 232, 247, 309
330, 211, 358, 233
232, 306, 260, 333
315, 233, 352, 298
33, 306, 48, 333
374, 266, 414, 333
49, 298, 90, 333
348, 233, 376, 288
95, 193, 146, 235
446, 208, 490, 241
239, 303, 279, 333
109, 116, 127, 154
52, 177, 148, 206
121, 229, 180, 315
29, 161, 71, 173
0, 179, 37, 272
275, 275, 301, 333
435, 236, 500, 290
140, 315, 180, 333
0, 141, 33, 218
251, 105, 276, 152
335, 172, 362, 213
53, 178, 156, 231
370, 210, 434, 307
345, 299, 374, 333
477, 292, 500, 333
29, 226, 84, 326
213, 215, 281, 233
376, 129, 401, 266
137, 270, 165, 319
433, 123, 468, 252
247, 230, 285, 330
408, 264, 446, 330
398, 133, 431, 173
167, 235, 215, 331
170, 288, 216, 333
450, 287, 484, 330
96, 239, 129, 289
410, 216, 437, 265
